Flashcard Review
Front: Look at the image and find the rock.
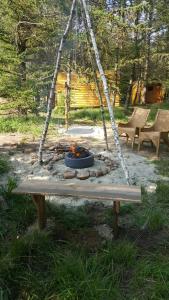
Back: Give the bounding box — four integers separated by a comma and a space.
99, 155, 106, 161
106, 167, 111, 174
95, 169, 103, 177
101, 167, 108, 175
43, 156, 54, 165
146, 184, 157, 193
111, 165, 118, 170
31, 153, 38, 159
52, 170, 59, 176
52, 155, 60, 162
58, 173, 64, 180
105, 159, 112, 167
64, 170, 77, 179
58, 154, 65, 160
49, 146, 56, 151
53, 154, 64, 162
77, 170, 90, 180
8, 150, 15, 156
47, 163, 53, 171
95, 154, 101, 160
95, 224, 113, 241
31, 159, 37, 165
89, 170, 96, 177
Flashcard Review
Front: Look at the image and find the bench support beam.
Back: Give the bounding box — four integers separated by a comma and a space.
32, 195, 46, 230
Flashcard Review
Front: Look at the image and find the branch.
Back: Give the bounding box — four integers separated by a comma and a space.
0, 67, 21, 76
17, 21, 43, 27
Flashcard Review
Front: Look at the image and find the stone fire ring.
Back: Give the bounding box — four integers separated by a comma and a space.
65, 152, 94, 169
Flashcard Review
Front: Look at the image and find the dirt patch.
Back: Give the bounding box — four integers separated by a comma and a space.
50, 223, 103, 250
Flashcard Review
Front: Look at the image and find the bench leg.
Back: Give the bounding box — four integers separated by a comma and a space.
32, 195, 46, 230
113, 201, 120, 238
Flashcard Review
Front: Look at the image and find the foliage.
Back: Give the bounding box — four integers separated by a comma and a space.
0, 0, 169, 115
0, 0, 66, 114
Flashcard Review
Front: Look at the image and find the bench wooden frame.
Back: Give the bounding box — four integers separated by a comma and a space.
13, 180, 141, 238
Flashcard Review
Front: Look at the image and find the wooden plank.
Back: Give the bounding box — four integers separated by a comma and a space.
13, 181, 141, 203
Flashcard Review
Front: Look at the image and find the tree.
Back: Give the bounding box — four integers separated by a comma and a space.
0, 0, 65, 113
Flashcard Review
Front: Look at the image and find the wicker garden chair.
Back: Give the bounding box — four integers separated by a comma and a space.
138, 109, 169, 156
118, 107, 150, 148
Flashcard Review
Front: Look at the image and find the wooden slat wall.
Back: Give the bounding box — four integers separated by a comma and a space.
57, 72, 120, 108
131, 81, 164, 105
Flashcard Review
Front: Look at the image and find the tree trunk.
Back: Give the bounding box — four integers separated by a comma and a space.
113, 47, 120, 107
144, 2, 153, 84
38, 0, 76, 164
81, 0, 130, 185
65, 65, 71, 131
125, 79, 133, 110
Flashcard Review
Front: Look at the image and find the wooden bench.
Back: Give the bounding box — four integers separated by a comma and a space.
13, 180, 141, 237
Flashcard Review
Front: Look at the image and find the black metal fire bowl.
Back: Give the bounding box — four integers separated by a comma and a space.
65, 152, 94, 169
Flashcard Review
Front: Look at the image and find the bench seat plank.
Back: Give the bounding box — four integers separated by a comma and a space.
13, 180, 141, 203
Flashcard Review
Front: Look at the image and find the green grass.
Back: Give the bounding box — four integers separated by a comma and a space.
0, 102, 169, 136
0, 115, 58, 137
0, 155, 10, 175
0, 107, 128, 136
54, 102, 169, 126
153, 158, 169, 177
68, 107, 128, 124
0, 181, 169, 299
146, 102, 169, 122
129, 253, 169, 300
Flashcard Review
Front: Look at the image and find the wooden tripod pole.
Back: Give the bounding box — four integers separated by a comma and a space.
82, 15, 109, 150
81, 0, 130, 185
38, 0, 76, 163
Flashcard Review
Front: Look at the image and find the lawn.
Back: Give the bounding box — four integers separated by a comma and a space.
0, 102, 169, 137
0, 115, 58, 137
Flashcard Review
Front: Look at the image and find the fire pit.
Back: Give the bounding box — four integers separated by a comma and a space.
65, 144, 94, 169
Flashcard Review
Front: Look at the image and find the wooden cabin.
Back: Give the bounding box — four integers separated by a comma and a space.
56, 72, 120, 108
145, 83, 164, 104
131, 81, 165, 105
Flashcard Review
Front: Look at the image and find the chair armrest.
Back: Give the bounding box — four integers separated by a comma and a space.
118, 122, 129, 127
140, 126, 154, 132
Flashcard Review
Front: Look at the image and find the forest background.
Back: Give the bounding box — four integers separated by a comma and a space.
0, 0, 169, 115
